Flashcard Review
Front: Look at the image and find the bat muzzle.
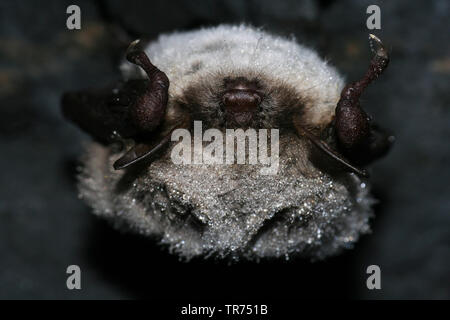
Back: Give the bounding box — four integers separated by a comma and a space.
222, 87, 262, 127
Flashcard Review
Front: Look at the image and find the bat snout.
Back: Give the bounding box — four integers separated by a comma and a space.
222, 78, 263, 127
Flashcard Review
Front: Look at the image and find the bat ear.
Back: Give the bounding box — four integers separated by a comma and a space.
113, 133, 171, 170
334, 34, 390, 150
333, 34, 394, 165
61, 40, 177, 170
125, 40, 170, 134
293, 35, 392, 176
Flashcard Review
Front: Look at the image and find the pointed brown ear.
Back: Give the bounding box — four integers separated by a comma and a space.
333, 34, 394, 165
335, 34, 390, 150
61, 40, 171, 144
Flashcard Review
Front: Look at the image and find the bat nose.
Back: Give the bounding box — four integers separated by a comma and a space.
223, 89, 261, 111
222, 81, 262, 126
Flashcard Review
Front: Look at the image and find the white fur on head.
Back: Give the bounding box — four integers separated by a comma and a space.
121, 24, 344, 127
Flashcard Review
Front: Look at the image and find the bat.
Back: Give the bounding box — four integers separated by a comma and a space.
62, 26, 393, 260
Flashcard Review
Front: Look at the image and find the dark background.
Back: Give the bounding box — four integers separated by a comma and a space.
0, 0, 449, 299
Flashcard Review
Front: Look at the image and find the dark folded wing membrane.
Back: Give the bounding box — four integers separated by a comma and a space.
61, 80, 147, 144
293, 122, 368, 177
113, 133, 172, 170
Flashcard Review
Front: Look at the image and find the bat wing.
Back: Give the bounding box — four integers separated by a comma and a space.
113, 129, 172, 170
61, 80, 149, 144
293, 121, 368, 177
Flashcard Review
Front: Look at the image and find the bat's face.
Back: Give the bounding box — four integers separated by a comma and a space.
178, 74, 301, 130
